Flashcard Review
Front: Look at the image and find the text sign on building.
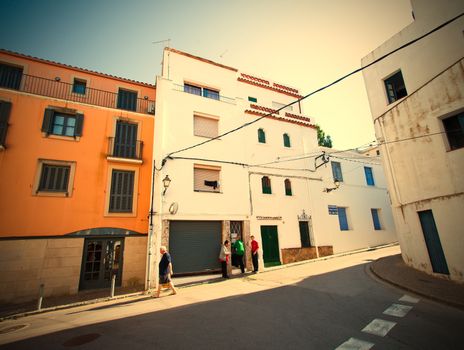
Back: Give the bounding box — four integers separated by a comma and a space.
328, 205, 338, 215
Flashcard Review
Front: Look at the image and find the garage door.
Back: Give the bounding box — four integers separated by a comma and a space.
169, 221, 222, 274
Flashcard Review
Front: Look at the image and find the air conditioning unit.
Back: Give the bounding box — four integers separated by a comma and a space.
148, 102, 155, 115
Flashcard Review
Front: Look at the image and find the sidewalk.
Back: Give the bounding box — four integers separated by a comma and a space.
1, 248, 463, 320
370, 254, 464, 310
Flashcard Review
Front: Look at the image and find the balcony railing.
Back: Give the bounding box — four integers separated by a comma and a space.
0, 74, 155, 115
173, 83, 236, 104
107, 137, 143, 160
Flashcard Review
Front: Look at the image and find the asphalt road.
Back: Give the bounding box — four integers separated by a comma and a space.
1, 246, 463, 349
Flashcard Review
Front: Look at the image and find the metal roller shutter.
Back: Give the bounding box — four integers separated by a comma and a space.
169, 221, 222, 274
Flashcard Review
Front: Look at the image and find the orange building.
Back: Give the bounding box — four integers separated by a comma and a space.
0, 50, 155, 302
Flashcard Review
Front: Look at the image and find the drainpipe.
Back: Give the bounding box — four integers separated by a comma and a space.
146, 162, 156, 291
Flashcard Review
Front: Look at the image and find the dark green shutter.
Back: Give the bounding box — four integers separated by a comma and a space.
75, 113, 84, 136
258, 128, 266, 143
0, 101, 12, 146
41, 108, 54, 134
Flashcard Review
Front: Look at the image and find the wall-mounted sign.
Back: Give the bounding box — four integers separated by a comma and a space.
328, 205, 338, 215
256, 216, 282, 220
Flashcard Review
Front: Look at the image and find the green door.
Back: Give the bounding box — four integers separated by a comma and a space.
260, 225, 281, 267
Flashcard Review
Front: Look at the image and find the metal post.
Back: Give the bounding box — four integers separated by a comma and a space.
37, 284, 44, 310
110, 274, 116, 298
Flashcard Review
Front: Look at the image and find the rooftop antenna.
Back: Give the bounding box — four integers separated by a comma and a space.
153, 39, 171, 79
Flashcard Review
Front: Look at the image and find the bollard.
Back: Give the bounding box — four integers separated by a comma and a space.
37, 284, 44, 310
110, 274, 116, 298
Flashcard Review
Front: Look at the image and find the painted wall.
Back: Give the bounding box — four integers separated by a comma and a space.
361, 0, 464, 281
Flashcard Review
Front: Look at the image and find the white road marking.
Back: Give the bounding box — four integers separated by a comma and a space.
399, 294, 420, 304
383, 303, 413, 318
362, 318, 396, 337
335, 337, 374, 350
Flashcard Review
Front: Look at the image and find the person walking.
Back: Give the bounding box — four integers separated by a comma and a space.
154, 245, 177, 298
250, 235, 259, 272
219, 240, 231, 278
233, 237, 245, 273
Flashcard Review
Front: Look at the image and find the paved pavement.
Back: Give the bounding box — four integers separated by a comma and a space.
1, 244, 463, 321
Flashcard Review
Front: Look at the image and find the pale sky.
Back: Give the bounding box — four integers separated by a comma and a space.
0, 0, 413, 150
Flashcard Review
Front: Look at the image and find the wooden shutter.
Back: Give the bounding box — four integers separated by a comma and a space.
41, 108, 54, 134
0, 101, 12, 146
75, 113, 84, 136
194, 166, 220, 192
194, 115, 218, 138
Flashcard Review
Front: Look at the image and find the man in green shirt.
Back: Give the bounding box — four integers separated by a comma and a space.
233, 237, 245, 273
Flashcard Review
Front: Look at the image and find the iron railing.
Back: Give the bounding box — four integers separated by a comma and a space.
0, 74, 155, 115
107, 137, 143, 160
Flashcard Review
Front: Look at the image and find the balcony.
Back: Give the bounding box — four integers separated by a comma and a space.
0, 73, 155, 115
107, 137, 143, 163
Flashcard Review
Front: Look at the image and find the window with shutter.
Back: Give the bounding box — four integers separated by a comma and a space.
117, 88, 138, 111
371, 208, 382, 230
284, 179, 292, 196
331, 161, 343, 182
0, 101, 12, 148
283, 133, 291, 147
72, 78, 87, 95
109, 170, 135, 212
113, 121, 138, 159
258, 128, 266, 143
364, 167, 375, 186
261, 176, 272, 194
0, 63, 23, 90
194, 115, 218, 138
194, 165, 221, 192
42, 108, 84, 138
34, 160, 76, 197
337, 207, 349, 231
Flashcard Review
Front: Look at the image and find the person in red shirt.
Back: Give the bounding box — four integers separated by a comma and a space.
250, 235, 259, 272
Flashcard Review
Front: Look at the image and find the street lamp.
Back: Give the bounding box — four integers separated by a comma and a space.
323, 180, 340, 193
162, 175, 171, 196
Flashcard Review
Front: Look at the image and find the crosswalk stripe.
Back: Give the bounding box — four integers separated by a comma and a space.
399, 294, 419, 304
335, 337, 374, 350
383, 303, 413, 318
362, 318, 396, 337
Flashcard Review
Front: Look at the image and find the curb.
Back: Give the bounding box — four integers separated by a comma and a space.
369, 262, 464, 311
0, 242, 399, 321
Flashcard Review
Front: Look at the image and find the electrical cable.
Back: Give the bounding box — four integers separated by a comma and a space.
163, 12, 464, 161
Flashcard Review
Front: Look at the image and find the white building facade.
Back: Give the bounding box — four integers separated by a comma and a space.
150, 48, 396, 282
362, 0, 464, 281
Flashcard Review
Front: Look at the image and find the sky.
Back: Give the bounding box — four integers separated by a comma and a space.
0, 0, 413, 150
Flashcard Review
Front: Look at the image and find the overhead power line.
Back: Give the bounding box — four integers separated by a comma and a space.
162, 12, 463, 164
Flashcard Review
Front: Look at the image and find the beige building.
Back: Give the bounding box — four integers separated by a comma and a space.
362, 0, 464, 281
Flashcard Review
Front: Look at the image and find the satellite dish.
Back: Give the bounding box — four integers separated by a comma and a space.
169, 202, 178, 215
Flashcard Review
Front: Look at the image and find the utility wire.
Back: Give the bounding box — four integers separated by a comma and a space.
163, 12, 464, 162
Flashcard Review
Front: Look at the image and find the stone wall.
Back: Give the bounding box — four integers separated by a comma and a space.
0, 238, 83, 304
281, 246, 333, 265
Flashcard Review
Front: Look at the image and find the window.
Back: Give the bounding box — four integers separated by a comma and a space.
41, 108, 84, 137
272, 101, 293, 112
284, 179, 292, 196
384, 70, 407, 104
331, 161, 343, 182
184, 83, 202, 96
337, 207, 349, 231
0, 101, 12, 148
262, 176, 272, 194
364, 167, 375, 186
248, 96, 257, 103
34, 159, 76, 196
283, 133, 291, 147
113, 120, 139, 159
0, 63, 23, 90
258, 128, 266, 143
184, 83, 220, 100
194, 165, 221, 192
371, 209, 382, 230
109, 170, 135, 212
72, 78, 87, 95
194, 115, 218, 138
203, 88, 219, 100
117, 88, 138, 111
443, 112, 464, 150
